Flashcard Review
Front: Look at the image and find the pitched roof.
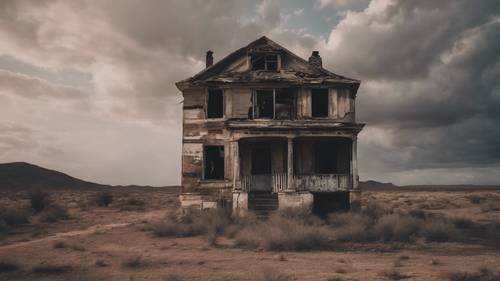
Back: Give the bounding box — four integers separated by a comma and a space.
176, 36, 360, 90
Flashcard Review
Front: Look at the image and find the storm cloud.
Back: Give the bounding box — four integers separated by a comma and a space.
0, 0, 499, 185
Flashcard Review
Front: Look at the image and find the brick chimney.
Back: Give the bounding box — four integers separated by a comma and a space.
308, 51, 322, 68
206, 50, 213, 68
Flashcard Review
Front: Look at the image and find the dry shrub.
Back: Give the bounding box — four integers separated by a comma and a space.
0, 261, 19, 273
235, 213, 333, 251
331, 212, 373, 242
0, 219, 9, 234
52, 240, 67, 249
259, 267, 294, 281
127, 198, 146, 206
363, 202, 390, 220
95, 192, 113, 207
163, 273, 184, 281
0, 207, 30, 226
446, 267, 500, 281
152, 208, 232, 242
29, 190, 49, 213
466, 194, 482, 204
122, 255, 146, 269
372, 214, 421, 242
483, 221, 500, 248
481, 202, 500, 212
95, 260, 108, 267
382, 269, 410, 280
32, 264, 72, 275
39, 204, 69, 223
420, 219, 460, 242
450, 217, 476, 229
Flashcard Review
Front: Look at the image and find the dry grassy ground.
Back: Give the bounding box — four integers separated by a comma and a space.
0, 188, 499, 281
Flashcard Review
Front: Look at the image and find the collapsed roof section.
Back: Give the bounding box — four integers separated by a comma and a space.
176, 36, 360, 92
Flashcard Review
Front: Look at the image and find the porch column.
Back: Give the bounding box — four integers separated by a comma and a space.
352, 135, 359, 190
286, 137, 294, 191
232, 140, 240, 190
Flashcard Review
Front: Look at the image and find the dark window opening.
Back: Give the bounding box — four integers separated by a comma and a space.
207, 89, 223, 118
312, 89, 329, 117
275, 89, 293, 120
251, 144, 271, 174
204, 146, 224, 179
254, 90, 274, 119
315, 142, 337, 174
251, 54, 278, 71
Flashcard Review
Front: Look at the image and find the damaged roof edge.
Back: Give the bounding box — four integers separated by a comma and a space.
175, 36, 361, 92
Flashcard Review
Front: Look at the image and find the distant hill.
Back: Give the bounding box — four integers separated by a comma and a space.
0, 162, 107, 190
360, 180, 399, 190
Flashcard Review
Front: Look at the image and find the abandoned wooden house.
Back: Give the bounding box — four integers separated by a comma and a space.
176, 36, 364, 216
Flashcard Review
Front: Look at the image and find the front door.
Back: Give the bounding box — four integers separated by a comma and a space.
251, 144, 272, 192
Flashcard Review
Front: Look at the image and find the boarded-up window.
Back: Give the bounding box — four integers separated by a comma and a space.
207, 89, 223, 118
312, 89, 329, 118
204, 146, 224, 179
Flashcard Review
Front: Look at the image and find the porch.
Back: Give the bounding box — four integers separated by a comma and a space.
232, 137, 358, 193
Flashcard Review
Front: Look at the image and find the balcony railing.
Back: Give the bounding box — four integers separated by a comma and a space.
239, 173, 351, 192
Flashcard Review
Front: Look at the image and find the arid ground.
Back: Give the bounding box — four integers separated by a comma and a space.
1, 188, 499, 281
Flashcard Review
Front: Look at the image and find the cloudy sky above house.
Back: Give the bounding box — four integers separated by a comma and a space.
1, 0, 499, 186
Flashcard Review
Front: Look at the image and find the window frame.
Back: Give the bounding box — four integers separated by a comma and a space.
202, 145, 225, 180
311, 88, 329, 118
250, 54, 280, 71
251, 88, 294, 120
206, 88, 224, 119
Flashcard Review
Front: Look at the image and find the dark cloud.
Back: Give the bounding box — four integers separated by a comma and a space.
320, 0, 500, 184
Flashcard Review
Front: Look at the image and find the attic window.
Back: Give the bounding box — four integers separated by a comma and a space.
207, 89, 223, 118
251, 54, 279, 71
312, 89, 329, 118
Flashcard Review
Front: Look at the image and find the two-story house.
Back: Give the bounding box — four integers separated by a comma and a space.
176, 36, 364, 216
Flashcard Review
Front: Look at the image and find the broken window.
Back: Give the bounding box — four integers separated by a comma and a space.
252, 89, 293, 119
275, 89, 293, 119
311, 89, 329, 118
204, 146, 224, 180
254, 90, 274, 119
251, 54, 279, 71
207, 89, 223, 118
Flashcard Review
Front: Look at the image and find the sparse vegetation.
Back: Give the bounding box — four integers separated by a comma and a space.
259, 267, 294, 281
39, 204, 69, 222
466, 194, 482, 204
29, 190, 49, 213
32, 264, 72, 275
122, 255, 146, 268
95, 259, 108, 267
96, 192, 113, 207
420, 219, 459, 242
446, 267, 500, 281
0, 207, 30, 226
0, 261, 19, 273
382, 269, 410, 280
52, 240, 67, 249
163, 273, 184, 281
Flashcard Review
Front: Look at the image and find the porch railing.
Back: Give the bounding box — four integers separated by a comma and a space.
239, 173, 351, 192
294, 174, 351, 192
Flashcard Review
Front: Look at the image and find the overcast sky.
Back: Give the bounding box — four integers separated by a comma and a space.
1, 0, 499, 186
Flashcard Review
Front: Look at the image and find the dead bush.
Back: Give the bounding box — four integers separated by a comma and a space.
450, 217, 476, 229
481, 202, 500, 212
0, 219, 9, 234
0, 261, 19, 273
127, 198, 145, 206
95, 260, 108, 267
259, 267, 294, 281
32, 264, 72, 275
420, 219, 460, 242
466, 194, 482, 204
95, 192, 113, 207
52, 240, 67, 249
363, 202, 391, 220
235, 215, 333, 251
122, 255, 146, 269
29, 190, 49, 213
372, 214, 421, 242
163, 273, 184, 281
446, 267, 500, 281
0, 207, 30, 226
39, 204, 69, 223
382, 269, 410, 280
328, 212, 372, 228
